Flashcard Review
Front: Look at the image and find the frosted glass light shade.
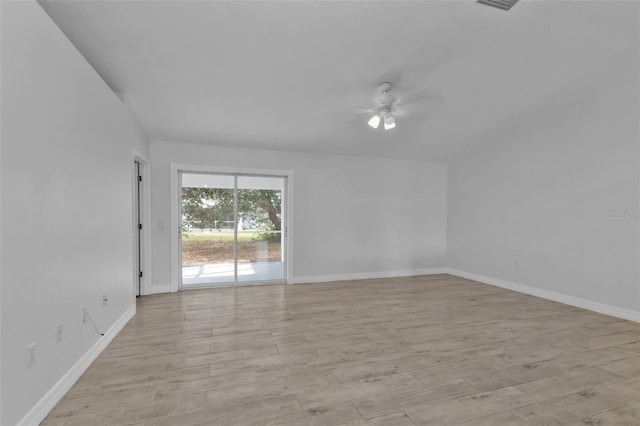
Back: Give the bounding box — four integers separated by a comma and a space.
384, 114, 395, 130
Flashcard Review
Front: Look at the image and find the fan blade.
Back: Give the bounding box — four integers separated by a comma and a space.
356, 107, 376, 114
396, 88, 444, 107
393, 109, 432, 121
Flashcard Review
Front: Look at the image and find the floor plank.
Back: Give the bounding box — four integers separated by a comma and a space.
42, 274, 640, 426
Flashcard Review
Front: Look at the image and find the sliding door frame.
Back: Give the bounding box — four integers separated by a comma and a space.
170, 163, 294, 293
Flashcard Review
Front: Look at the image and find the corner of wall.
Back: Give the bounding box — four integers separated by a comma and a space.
446, 268, 640, 324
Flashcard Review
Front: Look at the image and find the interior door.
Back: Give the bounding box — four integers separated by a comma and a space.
134, 161, 141, 296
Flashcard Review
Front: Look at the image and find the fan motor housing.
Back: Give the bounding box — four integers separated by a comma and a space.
373, 82, 394, 111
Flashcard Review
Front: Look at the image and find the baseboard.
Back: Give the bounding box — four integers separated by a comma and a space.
446, 268, 640, 324
151, 284, 171, 294
292, 268, 448, 284
18, 304, 136, 426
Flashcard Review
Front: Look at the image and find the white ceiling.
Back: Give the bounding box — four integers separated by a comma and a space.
39, 0, 638, 162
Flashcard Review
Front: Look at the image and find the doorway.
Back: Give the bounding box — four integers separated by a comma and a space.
133, 151, 151, 296
134, 160, 142, 296
179, 172, 287, 288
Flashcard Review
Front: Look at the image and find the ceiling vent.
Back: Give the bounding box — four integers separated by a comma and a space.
477, 0, 519, 11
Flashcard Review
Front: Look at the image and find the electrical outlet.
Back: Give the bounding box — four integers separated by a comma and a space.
83, 308, 89, 323
26, 342, 35, 367
56, 323, 63, 342
102, 294, 108, 307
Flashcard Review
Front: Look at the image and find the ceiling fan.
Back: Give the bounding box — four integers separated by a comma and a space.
367, 82, 396, 130
362, 80, 443, 131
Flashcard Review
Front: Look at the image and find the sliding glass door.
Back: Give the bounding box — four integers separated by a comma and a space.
180, 172, 286, 287
237, 176, 285, 284
181, 173, 235, 286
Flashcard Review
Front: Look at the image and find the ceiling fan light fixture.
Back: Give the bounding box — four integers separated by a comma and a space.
384, 113, 395, 130
368, 114, 381, 129
367, 83, 398, 131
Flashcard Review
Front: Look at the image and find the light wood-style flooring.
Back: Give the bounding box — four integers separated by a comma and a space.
43, 274, 640, 425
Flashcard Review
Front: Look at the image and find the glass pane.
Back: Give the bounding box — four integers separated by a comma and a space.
181, 173, 235, 286
237, 176, 285, 283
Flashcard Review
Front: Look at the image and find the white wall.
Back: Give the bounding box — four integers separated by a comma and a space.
150, 141, 447, 290
447, 38, 640, 316
1, 2, 149, 424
